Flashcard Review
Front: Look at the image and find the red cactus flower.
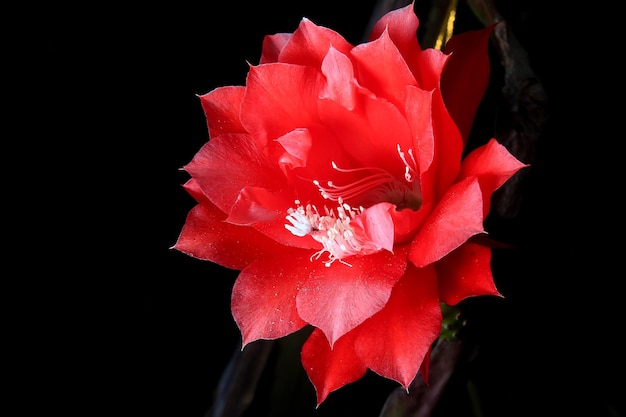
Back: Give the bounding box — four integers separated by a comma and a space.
173, 2, 527, 406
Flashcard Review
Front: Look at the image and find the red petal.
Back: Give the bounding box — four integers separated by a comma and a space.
442, 26, 494, 143
459, 138, 529, 217
351, 28, 417, 108
260, 33, 292, 64
405, 86, 434, 172
418, 345, 432, 384
369, 4, 448, 93
184, 132, 284, 215
436, 242, 502, 305
199, 86, 246, 138
430, 89, 464, 198
390, 202, 431, 245
278, 18, 353, 67
296, 250, 407, 346
355, 263, 442, 388
229, 186, 319, 249
241, 64, 324, 143
352, 202, 395, 253
320, 47, 357, 110
179, 176, 207, 203
301, 328, 367, 406
406, 54, 462, 200
231, 250, 310, 346
275, 128, 312, 171
172, 185, 284, 270
413, 48, 449, 92
226, 186, 286, 225
318, 85, 413, 179
405, 86, 435, 202
369, 3, 421, 56
275, 125, 352, 190
409, 177, 485, 267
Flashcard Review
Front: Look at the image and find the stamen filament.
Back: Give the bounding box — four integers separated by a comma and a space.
397, 144, 417, 182
314, 171, 396, 201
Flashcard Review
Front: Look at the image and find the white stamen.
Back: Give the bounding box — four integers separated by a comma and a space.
284, 199, 380, 267
397, 144, 417, 182
285, 210, 312, 236
312, 154, 422, 211
313, 163, 397, 202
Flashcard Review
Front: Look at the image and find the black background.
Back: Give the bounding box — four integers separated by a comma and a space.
16, 0, 623, 416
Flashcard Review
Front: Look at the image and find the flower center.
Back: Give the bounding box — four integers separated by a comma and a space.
285, 199, 380, 267
284, 145, 422, 266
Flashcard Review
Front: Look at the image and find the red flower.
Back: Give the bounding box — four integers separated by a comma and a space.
173, 3, 527, 406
